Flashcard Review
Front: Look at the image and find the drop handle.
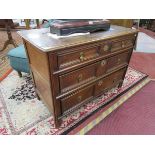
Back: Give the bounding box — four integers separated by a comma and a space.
103, 45, 109, 51
122, 41, 125, 48
98, 80, 103, 86
100, 44, 111, 53
79, 52, 86, 61
77, 95, 82, 102
101, 60, 107, 67
117, 58, 121, 64
77, 74, 83, 82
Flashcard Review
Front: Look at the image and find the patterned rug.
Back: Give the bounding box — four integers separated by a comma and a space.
0, 67, 147, 135
0, 30, 23, 81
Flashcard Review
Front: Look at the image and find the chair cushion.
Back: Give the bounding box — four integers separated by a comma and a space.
42, 19, 55, 28
7, 45, 27, 59
7, 44, 30, 73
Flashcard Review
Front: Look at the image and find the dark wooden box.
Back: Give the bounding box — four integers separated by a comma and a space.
50, 19, 111, 36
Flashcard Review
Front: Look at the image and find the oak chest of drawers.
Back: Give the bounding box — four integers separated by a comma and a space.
19, 25, 138, 127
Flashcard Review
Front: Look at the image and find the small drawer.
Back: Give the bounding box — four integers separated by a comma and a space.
61, 86, 94, 113
59, 63, 96, 92
111, 37, 135, 52
107, 51, 131, 72
57, 46, 99, 69
94, 68, 126, 96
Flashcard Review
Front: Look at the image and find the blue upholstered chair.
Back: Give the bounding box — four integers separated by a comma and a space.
7, 45, 30, 77
7, 20, 55, 77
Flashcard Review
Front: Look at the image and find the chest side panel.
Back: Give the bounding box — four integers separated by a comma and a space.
24, 41, 54, 113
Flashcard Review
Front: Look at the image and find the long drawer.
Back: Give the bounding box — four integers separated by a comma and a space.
56, 35, 135, 69
61, 85, 94, 113
57, 46, 99, 69
60, 67, 127, 114
59, 63, 96, 92
59, 50, 131, 92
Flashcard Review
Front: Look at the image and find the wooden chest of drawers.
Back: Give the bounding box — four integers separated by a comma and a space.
19, 25, 138, 127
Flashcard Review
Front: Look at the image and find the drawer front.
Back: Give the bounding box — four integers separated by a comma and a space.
61, 86, 94, 113
107, 51, 131, 72
111, 36, 135, 52
58, 46, 99, 69
96, 50, 131, 77
59, 50, 130, 93
99, 35, 135, 55
95, 68, 126, 96
56, 35, 135, 70
59, 63, 96, 92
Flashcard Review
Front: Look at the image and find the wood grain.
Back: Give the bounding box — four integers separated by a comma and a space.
20, 26, 138, 127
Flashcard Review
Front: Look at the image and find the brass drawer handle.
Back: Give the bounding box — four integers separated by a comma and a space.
122, 41, 125, 48
98, 80, 103, 86
77, 74, 83, 82
117, 58, 121, 64
101, 44, 110, 53
101, 60, 107, 67
77, 95, 82, 102
103, 45, 109, 51
79, 52, 86, 61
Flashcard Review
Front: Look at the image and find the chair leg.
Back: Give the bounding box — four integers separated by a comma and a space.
17, 71, 22, 77
36, 93, 40, 100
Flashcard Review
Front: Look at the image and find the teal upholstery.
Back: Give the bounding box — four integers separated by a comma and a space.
7, 45, 30, 74
7, 19, 56, 76
42, 19, 55, 28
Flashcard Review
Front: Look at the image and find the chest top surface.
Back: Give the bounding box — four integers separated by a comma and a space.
18, 25, 138, 52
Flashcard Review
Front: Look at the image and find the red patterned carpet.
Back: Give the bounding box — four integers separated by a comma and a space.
87, 80, 155, 134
